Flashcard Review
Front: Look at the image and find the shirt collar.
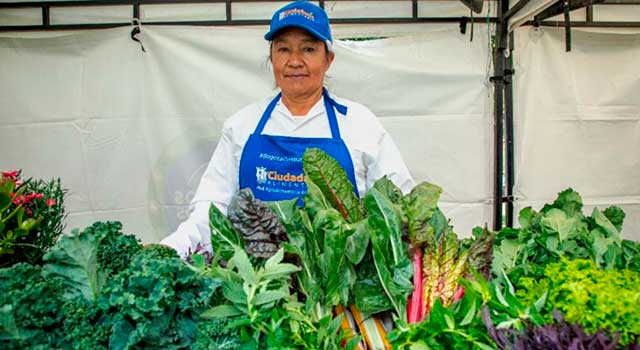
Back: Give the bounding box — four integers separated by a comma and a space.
274, 95, 325, 120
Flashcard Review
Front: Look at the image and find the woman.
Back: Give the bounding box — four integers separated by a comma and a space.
162, 0, 414, 257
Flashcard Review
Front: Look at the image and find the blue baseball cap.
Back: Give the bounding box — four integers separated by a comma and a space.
264, 1, 333, 51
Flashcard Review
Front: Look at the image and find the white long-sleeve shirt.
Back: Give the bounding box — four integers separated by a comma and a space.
161, 91, 415, 257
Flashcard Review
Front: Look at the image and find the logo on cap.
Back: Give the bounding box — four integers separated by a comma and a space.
279, 8, 315, 21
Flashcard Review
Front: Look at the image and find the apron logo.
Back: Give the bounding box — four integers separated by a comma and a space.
256, 166, 268, 184
255, 166, 306, 185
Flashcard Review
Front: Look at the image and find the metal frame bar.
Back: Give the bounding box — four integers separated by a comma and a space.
0, 17, 498, 32
530, 20, 640, 26
504, 0, 532, 20
0, 0, 499, 32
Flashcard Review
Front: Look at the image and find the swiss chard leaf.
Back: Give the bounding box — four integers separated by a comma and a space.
302, 148, 363, 223
372, 176, 403, 205
352, 250, 394, 317
209, 203, 243, 262
344, 219, 369, 265
403, 182, 442, 246
365, 187, 413, 321
314, 209, 353, 307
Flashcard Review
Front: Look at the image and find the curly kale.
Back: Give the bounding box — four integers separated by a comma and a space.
88, 221, 143, 277
98, 253, 219, 350
60, 298, 109, 350
0, 263, 66, 350
135, 243, 180, 260
603, 206, 625, 232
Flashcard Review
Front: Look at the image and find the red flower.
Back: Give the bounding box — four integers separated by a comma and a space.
46, 198, 56, 207
11, 193, 44, 206
26, 193, 44, 201
2, 170, 19, 179
12, 195, 26, 206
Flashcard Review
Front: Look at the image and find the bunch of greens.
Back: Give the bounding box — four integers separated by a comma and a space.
199, 246, 354, 350
516, 258, 640, 345
0, 221, 223, 350
493, 189, 639, 282
403, 181, 494, 323
0, 170, 66, 267
98, 247, 217, 350
390, 260, 549, 350
484, 309, 640, 350
295, 148, 413, 321
206, 192, 356, 349
389, 293, 495, 350
192, 317, 241, 350
205, 148, 412, 349
0, 263, 67, 349
88, 221, 143, 277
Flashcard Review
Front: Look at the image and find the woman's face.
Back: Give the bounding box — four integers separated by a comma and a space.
270, 27, 334, 99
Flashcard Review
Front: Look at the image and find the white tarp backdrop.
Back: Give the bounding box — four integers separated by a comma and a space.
0, 23, 495, 242
513, 26, 640, 240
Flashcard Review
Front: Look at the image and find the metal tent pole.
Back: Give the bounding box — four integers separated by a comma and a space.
505, 31, 515, 228
492, 0, 509, 231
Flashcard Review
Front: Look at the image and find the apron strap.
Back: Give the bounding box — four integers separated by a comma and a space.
253, 89, 349, 139
323, 88, 349, 140
253, 92, 282, 135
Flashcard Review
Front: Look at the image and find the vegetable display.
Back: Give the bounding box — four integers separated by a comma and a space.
1, 159, 639, 350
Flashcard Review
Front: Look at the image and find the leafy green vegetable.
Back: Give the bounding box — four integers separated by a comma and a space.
272, 178, 358, 321
316, 209, 354, 307
61, 298, 110, 350
493, 188, 638, 282
403, 182, 442, 246
99, 252, 217, 350
516, 258, 640, 345
484, 309, 639, 350
43, 227, 107, 301
352, 251, 394, 317
203, 247, 301, 348
192, 317, 241, 350
137, 243, 180, 260
603, 206, 625, 232
303, 148, 363, 223
389, 298, 495, 350
372, 175, 403, 205
91, 221, 143, 277
209, 203, 243, 263
0, 263, 67, 349
365, 187, 413, 321
228, 189, 288, 259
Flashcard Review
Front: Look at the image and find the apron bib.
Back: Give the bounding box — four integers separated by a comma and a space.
238, 89, 359, 202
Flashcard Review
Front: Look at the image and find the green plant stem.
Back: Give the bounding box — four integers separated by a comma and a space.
2, 204, 23, 224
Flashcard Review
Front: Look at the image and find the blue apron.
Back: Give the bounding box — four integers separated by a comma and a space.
238, 89, 359, 202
